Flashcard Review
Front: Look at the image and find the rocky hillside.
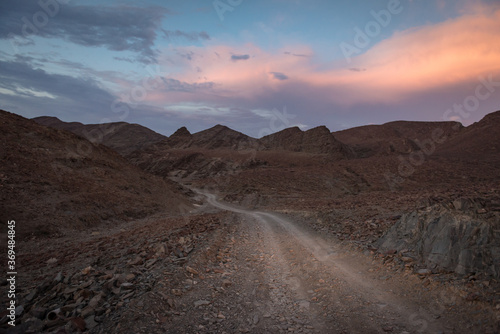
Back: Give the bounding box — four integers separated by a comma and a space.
260, 125, 353, 157
190, 125, 262, 150
334, 120, 462, 157
1, 110, 190, 237
435, 110, 500, 161
33, 116, 166, 156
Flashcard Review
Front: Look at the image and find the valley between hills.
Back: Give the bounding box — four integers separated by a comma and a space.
1, 109, 500, 333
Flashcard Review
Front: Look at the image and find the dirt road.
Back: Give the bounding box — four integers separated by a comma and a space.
162, 192, 466, 334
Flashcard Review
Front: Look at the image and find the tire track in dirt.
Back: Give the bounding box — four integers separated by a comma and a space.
202, 191, 454, 333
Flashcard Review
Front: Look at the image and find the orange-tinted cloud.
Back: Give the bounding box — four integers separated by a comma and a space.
145, 5, 500, 108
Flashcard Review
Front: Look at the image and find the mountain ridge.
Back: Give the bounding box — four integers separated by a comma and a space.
33, 110, 500, 158
33, 116, 166, 156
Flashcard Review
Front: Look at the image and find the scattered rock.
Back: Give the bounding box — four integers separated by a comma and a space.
417, 269, 432, 275
194, 300, 210, 307
186, 266, 199, 275
85, 315, 99, 330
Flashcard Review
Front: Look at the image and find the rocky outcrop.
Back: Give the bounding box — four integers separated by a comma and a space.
374, 203, 500, 278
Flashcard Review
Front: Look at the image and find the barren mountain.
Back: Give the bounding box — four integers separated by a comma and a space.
334, 120, 462, 157
435, 110, 500, 161
189, 124, 262, 150
260, 125, 353, 157
164, 126, 193, 148
1, 110, 190, 237
33, 116, 166, 156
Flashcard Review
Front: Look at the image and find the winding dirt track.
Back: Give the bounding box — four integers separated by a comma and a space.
198, 192, 457, 334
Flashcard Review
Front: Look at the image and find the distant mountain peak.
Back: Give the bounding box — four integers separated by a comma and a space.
305, 125, 331, 134
260, 125, 348, 156
212, 124, 229, 130
171, 126, 191, 137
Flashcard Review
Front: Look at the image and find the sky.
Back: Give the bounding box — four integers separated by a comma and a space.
1, 0, 500, 138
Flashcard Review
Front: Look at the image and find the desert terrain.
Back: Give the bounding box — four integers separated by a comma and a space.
1, 109, 499, 333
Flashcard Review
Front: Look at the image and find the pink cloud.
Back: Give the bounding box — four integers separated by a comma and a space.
144, 6, 500, 109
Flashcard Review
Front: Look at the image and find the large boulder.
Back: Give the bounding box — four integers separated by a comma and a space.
374, 205, 500, 278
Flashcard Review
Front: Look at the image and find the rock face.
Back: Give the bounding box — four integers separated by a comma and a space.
260, 126, 353, 157
33, 116, 166, 156
375, 204, 500, 278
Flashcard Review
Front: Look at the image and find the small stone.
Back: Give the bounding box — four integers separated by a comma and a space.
382, 326, 393, 332
127, 256, 143, 266
145, 258, 157, 268
82, 266, 93, 275
54, 272, 63, 282
217, 312, 225, 319
85, 315, 98, 330
46, 258, 58, 265
15, 305, 24, 317
171, 289, 182, 296
417, 269, 431, 275
186, 266, 199, 275
466, 292, 480, 301
81, 306, 95, 318
194, 300, 210, 307
25, 289, 38, 302
89, 294, 102, 308
167, 299, 175, 308
222, 279, 232, 287
120, 283, 134, 290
